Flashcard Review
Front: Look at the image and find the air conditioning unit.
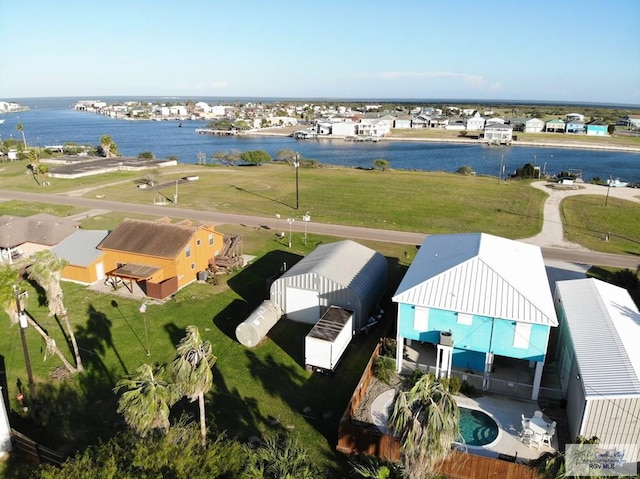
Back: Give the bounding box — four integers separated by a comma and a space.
440, 331, 453, 347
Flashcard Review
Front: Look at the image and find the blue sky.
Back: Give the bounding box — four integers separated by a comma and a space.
2, 0, 639, 104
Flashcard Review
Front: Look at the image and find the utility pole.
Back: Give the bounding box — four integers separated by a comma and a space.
14, 286, 36, 401
293, 156, 300, 209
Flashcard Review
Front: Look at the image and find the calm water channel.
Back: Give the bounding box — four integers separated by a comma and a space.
1, 97, 638, 182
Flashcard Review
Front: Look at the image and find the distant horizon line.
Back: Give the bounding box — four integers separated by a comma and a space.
4, 95, 640, 109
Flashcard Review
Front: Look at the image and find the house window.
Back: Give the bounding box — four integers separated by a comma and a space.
185, 245, 191, 258
208, 233, 214, 246
513, 322, 532, 349
413, 306, 429, 332
191, 263, 196, 270
457, 313, 472, 325
196, 239, 201, 246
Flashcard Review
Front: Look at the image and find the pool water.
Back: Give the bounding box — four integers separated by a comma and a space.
458, 407, 499, 446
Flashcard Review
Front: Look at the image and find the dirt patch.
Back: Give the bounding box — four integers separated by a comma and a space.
351, 374, 403, 425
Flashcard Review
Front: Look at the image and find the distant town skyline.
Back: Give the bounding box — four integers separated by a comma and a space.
2, 0, 639, 105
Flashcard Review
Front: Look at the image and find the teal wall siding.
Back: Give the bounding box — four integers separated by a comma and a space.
397, 302, 550, 362
492, 321, 549, 361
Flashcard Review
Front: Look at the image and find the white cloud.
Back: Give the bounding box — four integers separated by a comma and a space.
210, 81, 227, 89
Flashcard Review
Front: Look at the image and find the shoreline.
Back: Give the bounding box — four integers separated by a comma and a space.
248, 128, 640, 153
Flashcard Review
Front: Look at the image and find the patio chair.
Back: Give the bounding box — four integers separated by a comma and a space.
528, 431, 543, 449
520, 420, 532, 441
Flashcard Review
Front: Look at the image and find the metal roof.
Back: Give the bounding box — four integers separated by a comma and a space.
556, 278, 640, 397
393, 233, 557, 326
280, 239, 387, 298
51, 229, 109, 266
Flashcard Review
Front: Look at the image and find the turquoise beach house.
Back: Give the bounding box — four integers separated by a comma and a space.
392, 233, 557, 400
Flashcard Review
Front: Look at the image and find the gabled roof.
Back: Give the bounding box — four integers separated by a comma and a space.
557, 278, 640, 397
98, 218, 205, 259
51, 229, 109, 266
393, 233, 557, 326
0, 213, 79, 248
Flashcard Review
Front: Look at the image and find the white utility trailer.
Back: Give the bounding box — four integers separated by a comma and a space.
305, 306, 353, 373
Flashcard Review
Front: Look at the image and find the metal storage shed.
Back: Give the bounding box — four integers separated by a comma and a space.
555, 278, 640, 463
269, 240, 387, 331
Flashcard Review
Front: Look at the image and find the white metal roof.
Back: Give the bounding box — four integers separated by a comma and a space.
51, 229, 109, 267
393, 233, 557, 326
556, 278, 640, 397
280, 239, 386, 295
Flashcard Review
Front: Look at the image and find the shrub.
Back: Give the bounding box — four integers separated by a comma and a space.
373, 356, 396, 385
381, 338, 397, 358
448, 375, 462, 395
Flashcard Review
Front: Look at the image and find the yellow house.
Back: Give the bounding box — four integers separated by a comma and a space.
97, 218, 225, 299
52, 229, 110, 284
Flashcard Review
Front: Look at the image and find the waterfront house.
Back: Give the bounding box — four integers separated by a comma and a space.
392, 233, 557, 400
483, 123, 513, 145
565, 120, 586, 134
393, 115, 412, 129
586, 120, 608, 136
554, 278, 640, 463
524, 118, 545, 133
411, 115, 431, 128
97, 218, 224, 299
545, 118, 565, 133
465, 112, 486, 131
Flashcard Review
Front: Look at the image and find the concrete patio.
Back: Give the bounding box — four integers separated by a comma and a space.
454, 394, 560, 462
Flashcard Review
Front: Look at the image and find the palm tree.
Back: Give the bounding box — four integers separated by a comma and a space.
0, 265, 77, 374
99, 134, 118, 157
114, 363, 180, 437
388, 373, 460, 479
171, 325, 216, 446
16, 123, 27, 147
27, 250, 83, 372
245, 434, 325, 479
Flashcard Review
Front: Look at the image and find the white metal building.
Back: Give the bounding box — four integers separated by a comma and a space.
555, 278, 640, 462
269, 240, 387, 331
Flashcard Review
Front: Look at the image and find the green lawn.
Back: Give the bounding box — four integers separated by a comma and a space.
562, 195, 640, 256
0, 227, 410, 476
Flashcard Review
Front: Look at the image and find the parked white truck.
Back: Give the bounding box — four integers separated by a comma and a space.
305, 306, 354, 373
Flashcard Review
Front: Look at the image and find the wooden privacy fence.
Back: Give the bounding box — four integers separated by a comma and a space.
11, 428, 66, 466
336, 338, 542, 479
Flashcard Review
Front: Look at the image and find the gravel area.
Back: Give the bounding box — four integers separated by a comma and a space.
351, 374, 403, 424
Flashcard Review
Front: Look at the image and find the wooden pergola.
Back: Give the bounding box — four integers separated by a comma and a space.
106, 263, 160, 294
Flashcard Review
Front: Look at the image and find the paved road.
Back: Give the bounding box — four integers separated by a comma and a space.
1, 186, 638, 269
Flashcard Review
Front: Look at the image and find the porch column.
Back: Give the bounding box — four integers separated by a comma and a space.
435, 344, 453, 379
396, 331, 404, 374
482, 352, 494, 392
531, 361, 544, 400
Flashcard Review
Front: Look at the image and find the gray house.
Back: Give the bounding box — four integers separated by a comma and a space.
554, 278, 640, 463
269, 240, 387, 332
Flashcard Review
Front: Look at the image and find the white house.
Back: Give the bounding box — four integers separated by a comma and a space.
484, 123, 513, 145
525, 118, 545, 133
566, 113, 585, 122
465, 112, 486, 131
554, 278, 640, 463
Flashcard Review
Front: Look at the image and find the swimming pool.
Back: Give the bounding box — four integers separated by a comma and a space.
458, 407, 499, 446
